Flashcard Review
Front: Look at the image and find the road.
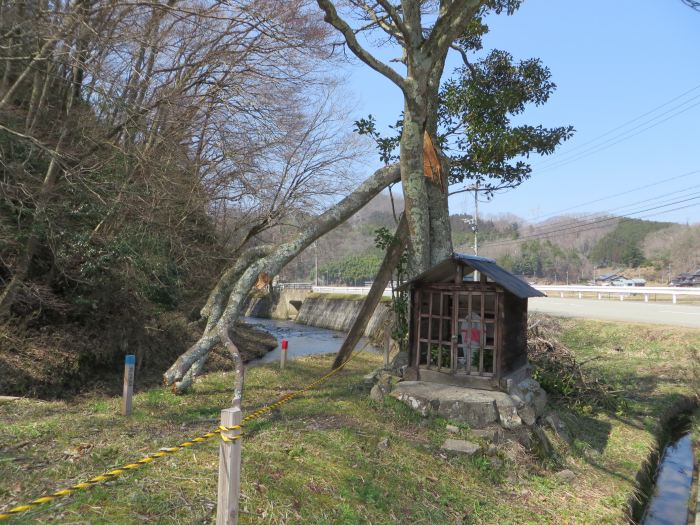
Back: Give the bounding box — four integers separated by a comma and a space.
529, 297, 700, 329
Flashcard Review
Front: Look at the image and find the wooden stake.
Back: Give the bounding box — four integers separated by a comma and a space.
122, 355, 135, 417
217, 406, 241, 525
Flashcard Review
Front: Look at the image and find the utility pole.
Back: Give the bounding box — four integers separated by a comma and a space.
314, 241, 318, 286
473, 180, 479, 256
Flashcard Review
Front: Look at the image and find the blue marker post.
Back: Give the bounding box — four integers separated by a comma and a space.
122, 355, 135, 416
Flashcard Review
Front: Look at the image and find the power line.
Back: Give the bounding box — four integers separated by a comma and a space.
482, 194, 700, 248
538, 82, 700, 165
535, 94, 700, 173
524, 168, 700, 223
482, 175, 700, 242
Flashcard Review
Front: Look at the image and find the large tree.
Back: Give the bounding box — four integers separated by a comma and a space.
314, 0, 518, 275
162, 0, 574, 393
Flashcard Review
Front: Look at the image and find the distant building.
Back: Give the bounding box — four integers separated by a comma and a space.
595, 273, 628, 286
670, 269, 700, 287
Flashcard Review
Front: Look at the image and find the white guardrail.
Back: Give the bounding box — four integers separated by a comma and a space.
310, 285, 394, 297
295, 284, 700, 304
534, 285, 700, 304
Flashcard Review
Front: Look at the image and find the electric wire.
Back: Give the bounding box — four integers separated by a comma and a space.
481, 194, 700, 248
538, 82, 700, 164
535, 95, 700, 173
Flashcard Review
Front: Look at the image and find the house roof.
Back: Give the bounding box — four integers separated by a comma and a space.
402, 252, 545, 299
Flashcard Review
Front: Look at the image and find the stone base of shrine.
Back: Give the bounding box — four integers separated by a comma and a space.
389, 380, 546, 429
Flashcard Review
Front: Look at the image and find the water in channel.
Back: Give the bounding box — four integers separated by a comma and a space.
641, 430, 695, 525
244, 317, 376, 367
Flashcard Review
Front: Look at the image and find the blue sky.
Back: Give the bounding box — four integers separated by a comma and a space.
341, 0, 700, 224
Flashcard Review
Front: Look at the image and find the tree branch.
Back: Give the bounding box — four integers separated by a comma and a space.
316, 0, 407, 91
375, 0, 412, 43
422, 0, 481, 62
164, 162, 401, 391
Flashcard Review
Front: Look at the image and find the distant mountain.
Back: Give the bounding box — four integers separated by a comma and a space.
279, 193, 698, 285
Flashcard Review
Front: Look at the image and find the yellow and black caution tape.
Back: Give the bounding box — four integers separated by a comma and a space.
0, 344, 366, 521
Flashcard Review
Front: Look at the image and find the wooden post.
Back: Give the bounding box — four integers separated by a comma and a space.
122, 354, 135, 417
383, 325, 391, 369
280, 339, 288, 369
217, 406, 242, 525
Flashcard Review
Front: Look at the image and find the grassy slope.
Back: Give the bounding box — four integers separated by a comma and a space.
1, 320, 699, 524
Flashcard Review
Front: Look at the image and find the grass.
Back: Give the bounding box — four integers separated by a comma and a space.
0, 319, 699, 524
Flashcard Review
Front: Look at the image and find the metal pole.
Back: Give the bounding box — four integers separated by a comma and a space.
314, 242, 318, 286
473, 180, 479, 256
280, 339, 288, 369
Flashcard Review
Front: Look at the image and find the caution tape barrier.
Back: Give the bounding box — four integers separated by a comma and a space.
0, 345, 365, 521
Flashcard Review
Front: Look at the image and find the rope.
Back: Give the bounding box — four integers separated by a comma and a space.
0, 344, 367, 521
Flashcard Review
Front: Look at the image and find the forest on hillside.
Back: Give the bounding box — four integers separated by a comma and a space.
1, 0, 696, 397
0, 0, 369, 394
283, 193, 699, 285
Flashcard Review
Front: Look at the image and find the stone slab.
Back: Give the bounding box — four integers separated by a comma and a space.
390, 381, 520, 428
441, 439, 481, 455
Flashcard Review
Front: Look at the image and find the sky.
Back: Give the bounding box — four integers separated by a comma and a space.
340, 0, 700, 225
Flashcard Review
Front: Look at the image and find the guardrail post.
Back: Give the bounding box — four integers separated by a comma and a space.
673, 294, 677, 304
620, 294, 624, 301
578, 292, 582, 299
560, 291, 564, 298
644, 294, 649, 303
217, 406, 241, 525
597, 293, 602, 300
122, 354, 135, 417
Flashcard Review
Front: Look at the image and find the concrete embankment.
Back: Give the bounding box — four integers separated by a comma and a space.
295, 294, 392, 340
246, 289, 392, 340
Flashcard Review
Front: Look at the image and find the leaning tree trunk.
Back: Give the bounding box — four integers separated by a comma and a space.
331, 214, 408, 369
164, 162, 401, 394
400, 54, 453, 277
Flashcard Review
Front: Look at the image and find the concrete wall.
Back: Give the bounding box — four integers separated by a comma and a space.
245, 289, 311, 320
295, 294, 393, 339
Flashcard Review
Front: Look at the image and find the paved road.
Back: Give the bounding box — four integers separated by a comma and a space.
529, 297, 700, 328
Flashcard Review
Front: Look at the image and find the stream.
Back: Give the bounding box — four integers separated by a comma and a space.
244, 317, 376, 367
641, 424, 695, 525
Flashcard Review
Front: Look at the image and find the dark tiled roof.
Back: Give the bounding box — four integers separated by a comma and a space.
403, 252, 545, 299
453, 253, 545, 298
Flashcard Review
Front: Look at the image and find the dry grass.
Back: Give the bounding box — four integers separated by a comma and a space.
0, 319, 699, 524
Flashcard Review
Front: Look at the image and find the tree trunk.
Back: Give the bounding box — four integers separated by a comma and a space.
164, 163, 401, 393
331, 214, 408, 369
400, 52, 454, 275
0, 129, 67, 316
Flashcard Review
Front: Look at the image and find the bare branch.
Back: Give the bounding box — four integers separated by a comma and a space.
316, 0, 407, 91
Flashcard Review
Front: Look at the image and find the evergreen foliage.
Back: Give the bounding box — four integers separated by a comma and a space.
589, 219, 671, 268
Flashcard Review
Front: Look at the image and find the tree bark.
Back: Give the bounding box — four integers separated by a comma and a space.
164, 162, 401, 392
0, 126, 67, 316
331, 214, 408, 369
